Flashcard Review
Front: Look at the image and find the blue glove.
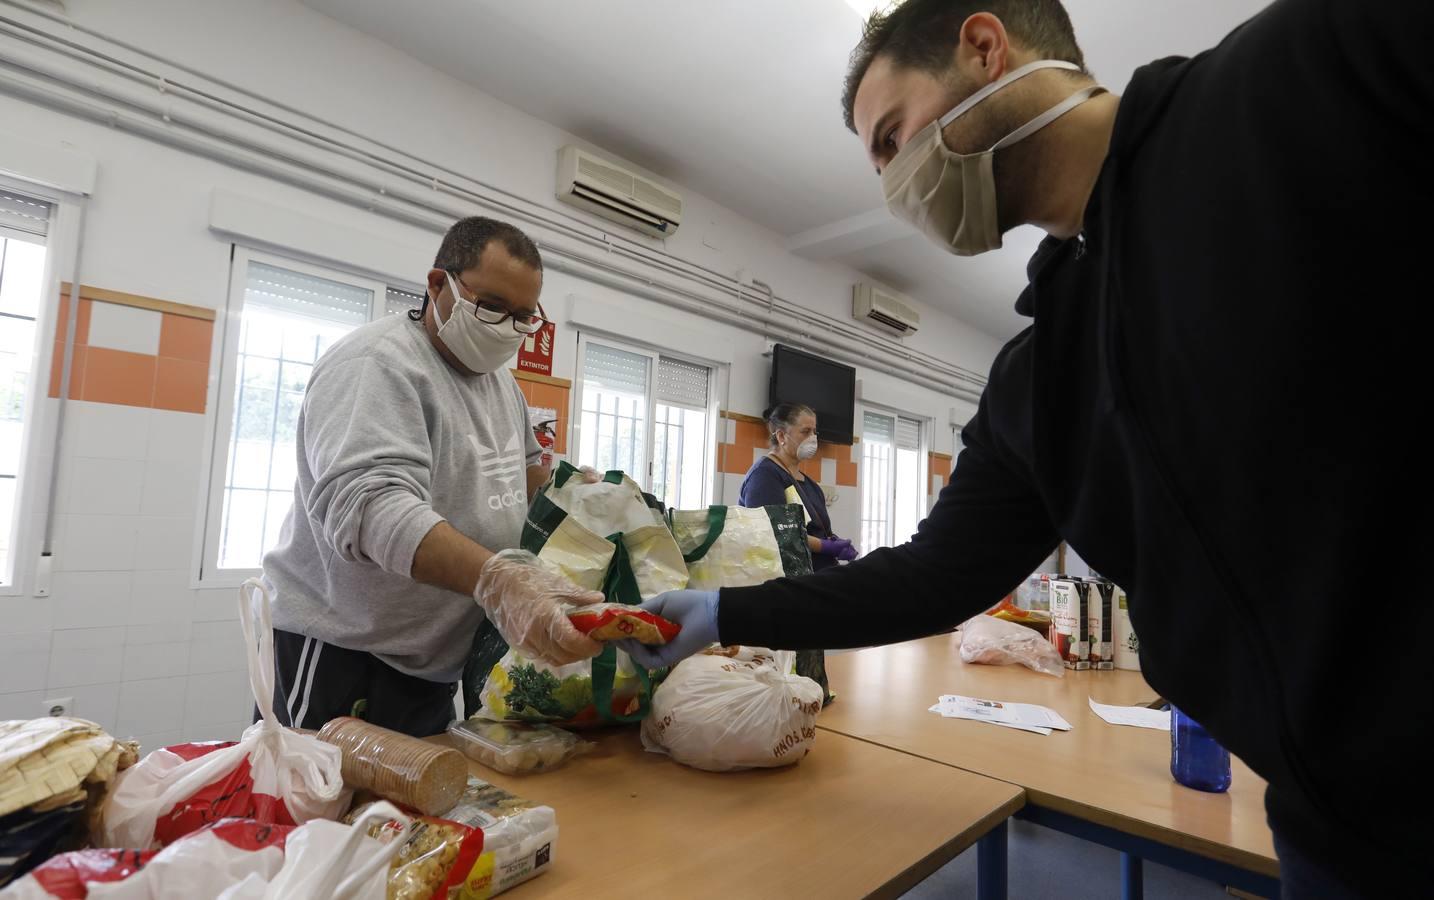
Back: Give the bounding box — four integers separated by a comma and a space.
820, 537, 858, 562
615, 590, 720, 669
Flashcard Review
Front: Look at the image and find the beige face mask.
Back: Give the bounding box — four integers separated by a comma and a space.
881, 59, 1105, 256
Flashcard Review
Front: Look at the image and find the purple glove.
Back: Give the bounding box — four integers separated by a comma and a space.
819, 537, 858, 562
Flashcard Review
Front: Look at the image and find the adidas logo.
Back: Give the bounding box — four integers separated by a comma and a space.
468, 433, 523, 485
486, 488, 528, 511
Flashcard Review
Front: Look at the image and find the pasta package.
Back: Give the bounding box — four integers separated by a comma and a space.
317, 718, 468, 816
566, 603, 680, 645
441, 778, 557, 898
347, 803, 485, 900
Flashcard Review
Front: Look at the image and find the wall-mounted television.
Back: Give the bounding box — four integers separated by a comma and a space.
768, 343, 857, 445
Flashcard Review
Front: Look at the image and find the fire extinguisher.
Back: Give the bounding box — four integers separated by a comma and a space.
534, 419, 557, 469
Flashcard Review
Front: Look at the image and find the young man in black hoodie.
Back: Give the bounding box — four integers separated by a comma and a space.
622, 1, 1432, 895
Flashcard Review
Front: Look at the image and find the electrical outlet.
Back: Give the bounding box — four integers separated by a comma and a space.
43, 696, 74, 718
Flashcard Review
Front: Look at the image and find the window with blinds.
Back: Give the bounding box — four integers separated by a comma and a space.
575, 338, 715, 510
385, 285, 423, 318
0, 189, 50, 585
652, 356, 711, 509
0, 190, 50, 240
893, 415, 923, 545
216, 260, 375, 571
860, 410, 925, 554
861, 412, 896, 554
655, 357, 709, 409
578, 342, 651, 481
583, 343, 650, 396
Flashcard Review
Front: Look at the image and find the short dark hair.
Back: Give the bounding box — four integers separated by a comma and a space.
413, 216, 542, 321
434, 216, 542, 273
841, 0, 1086, 132
764, 402, 816, 449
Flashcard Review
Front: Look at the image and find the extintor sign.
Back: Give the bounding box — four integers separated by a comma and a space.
517, 322, 556, 376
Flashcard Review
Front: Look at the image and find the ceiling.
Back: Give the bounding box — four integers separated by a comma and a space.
302, 0, 1268, 340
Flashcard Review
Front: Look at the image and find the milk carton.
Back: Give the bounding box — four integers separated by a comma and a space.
1050, 577, 1090, 670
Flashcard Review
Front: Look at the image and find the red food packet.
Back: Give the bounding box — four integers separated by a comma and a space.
567, 603, 681, 644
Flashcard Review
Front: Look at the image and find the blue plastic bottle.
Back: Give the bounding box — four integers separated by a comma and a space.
1169, 706, 1232, 793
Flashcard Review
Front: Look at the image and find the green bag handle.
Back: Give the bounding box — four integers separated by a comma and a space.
550, 460, 581, 490
589, 533, 654, 724
678, 506, 727, 564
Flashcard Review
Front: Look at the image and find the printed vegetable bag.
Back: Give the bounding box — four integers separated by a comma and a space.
464, 463, 688, 726
668, 505, 831, 704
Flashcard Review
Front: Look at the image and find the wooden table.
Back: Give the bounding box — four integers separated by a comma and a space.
439, 724, 1023, 900
818, 633, 1279, 898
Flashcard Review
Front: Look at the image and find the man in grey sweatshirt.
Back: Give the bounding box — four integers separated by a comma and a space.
261, 217, 603, 736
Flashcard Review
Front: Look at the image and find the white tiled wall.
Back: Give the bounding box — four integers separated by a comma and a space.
2, 401, 251, 754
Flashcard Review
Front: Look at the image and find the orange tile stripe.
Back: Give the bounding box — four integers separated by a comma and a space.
60, 282, 216, 321
48, 291, 213, 414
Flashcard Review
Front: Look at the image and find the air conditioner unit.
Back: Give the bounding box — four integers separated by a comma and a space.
852, 282, 921, 336
556, 145, 682, 239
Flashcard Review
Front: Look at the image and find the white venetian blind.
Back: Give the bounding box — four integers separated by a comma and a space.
655, 357, 709, 409
385, 285, 423, 317
895, 417, 921, 451
583, 343, 649, 396
863, 411, 895, 444
245, 261, 370, 326
0, 191, 50, 239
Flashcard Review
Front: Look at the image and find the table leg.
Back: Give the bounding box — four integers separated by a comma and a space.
1122, 852, 1144, 900
977, 820, 1008, 900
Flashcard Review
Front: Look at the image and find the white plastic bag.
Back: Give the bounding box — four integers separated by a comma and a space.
99, 580, 351, 849
247, 801, 410, 900
2, 820, 290, 900
640, 648, 823, 772
5, 807, 408, 900
959, 614, 1065, 677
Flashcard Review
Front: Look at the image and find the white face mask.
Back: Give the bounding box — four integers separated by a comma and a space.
881, 60, 1106, 256
433, 272, 527, 374
795, 436, 819, 461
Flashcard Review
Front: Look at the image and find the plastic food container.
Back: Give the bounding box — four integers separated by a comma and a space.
446, 720, 590, 775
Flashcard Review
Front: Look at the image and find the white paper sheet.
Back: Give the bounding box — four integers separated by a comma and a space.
928, 695, 1073, 736
1088, 697, 1171, 731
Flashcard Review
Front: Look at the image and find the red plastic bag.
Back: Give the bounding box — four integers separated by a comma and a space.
8, 850, 156, 899
6, 819, 293, 899
146, 745, 298, 845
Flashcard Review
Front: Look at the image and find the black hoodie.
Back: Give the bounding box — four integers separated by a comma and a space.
720, 0, 1433, 889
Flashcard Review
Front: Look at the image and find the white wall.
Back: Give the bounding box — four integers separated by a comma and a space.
0, 0, 1003, 748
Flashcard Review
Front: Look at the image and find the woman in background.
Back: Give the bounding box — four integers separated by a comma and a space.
739, 403, 857, 571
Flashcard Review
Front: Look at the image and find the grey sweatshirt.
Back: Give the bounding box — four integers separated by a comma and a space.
264, 314, 539, 681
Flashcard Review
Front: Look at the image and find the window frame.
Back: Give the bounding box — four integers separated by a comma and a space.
0, 175, 81, 596
571, 331, 718, 508
193, 246, 395, 588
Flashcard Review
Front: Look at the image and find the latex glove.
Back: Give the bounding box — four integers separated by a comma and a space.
473, 549, 604, 665
614, 590, 720, 669
577, 465, 603, 484
819, 537, 858, 562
